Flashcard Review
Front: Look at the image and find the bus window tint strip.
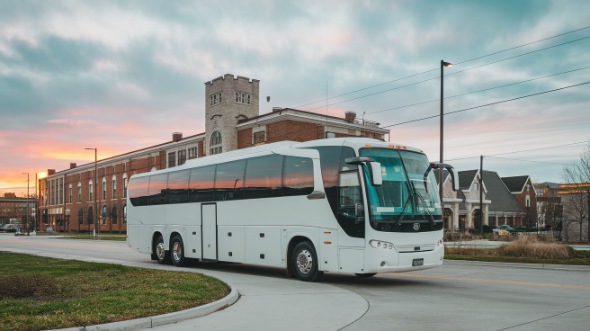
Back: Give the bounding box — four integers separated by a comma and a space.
129, 155, 315, 206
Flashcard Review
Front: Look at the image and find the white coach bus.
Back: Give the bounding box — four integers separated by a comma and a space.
127, 138, 458, 281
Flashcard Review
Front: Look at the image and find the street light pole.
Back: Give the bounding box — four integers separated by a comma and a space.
22, 172, 29, 233
439, 60, 453, 205
85, 147, 98, 237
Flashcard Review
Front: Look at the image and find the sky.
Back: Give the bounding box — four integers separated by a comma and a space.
1, 0, 589, 191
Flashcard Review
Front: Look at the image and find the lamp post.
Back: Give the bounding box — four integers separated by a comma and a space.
22, 172, 29, 233
85, 147, 98, 237
439, 60, 453, 204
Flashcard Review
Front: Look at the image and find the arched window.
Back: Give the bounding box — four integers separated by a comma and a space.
210, 131, 222, 155
78, 208, 83, 225
211, 131, 222, 145
87, 207, 93, 225
111, 205, 118, 225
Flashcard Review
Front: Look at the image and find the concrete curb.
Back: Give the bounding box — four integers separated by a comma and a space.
55, 286, 240, 331
444, 259, 590, 272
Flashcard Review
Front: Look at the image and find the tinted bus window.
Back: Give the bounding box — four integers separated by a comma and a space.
189, 166, 216, 202
149, 174, 168, 205
129, 176, 150, 206
215, 160, 246, 201
307, 147, 356, 216
168, 169, 190, 204
283, 156, 314, 196
244, 155, 283, 199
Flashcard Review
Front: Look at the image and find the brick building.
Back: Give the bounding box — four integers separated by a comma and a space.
38, 74, 389, 233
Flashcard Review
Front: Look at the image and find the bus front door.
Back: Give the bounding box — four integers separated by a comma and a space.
201, 203, 218, 260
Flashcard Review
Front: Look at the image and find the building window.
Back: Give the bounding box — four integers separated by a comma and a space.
102, 178, 107, 200
123, 175, 128, 198
168, 152, 176, 168
474, 182, 479, 192
68, 184, 72, 203
111, 205, 118, 225
78, 208, 83, 225
235, 91, 251, 104
89, 181, 93, 202
325, 131, 336, 139
77, 182, 82, 202
526, 195, 531, 207
210, 92, 222, 105
87, 206, 93, 225
253, 131, 266, 144
178, 149, 187, 166
188, 147, 198, 159
101, 205, 107, 225
112, 177, 117, 199
210, 131, 222, 155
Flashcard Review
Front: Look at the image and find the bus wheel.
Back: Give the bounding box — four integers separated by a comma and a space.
170, 235, 187, 267
355, 273, 377, 278
290, 241, 323, 282
155, 235, 170, 265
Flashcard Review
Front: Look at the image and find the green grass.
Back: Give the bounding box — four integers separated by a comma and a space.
61, 233, 127, 241
0, 253, 230, 331
445, 236, 590, 265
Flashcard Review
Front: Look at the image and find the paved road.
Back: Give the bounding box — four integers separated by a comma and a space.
2, 234, 590, 331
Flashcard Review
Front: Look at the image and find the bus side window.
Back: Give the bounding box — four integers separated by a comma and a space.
189, 166, 216, 202
338, 171, 364, 238
244, 155, 283, 199
215, 160, 246, 201
283, 156, 314, 196
148, 174, 168, 205
168, 169, 190, 204
129, 176, 150, 207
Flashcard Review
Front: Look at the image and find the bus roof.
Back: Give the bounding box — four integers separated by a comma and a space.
293, 138, 424, 154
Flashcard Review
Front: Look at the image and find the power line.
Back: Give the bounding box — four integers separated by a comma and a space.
302, 33, 590, 113
446, 140, 589, 162
294, 25, 590, 111
367, 65, 590, 115
447, 34, 590, 78
486, 156, 568, 166
383, 81, 590, 128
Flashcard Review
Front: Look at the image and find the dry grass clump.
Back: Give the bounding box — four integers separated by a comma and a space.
444, 232, 480, 242
496, 235, 573, 259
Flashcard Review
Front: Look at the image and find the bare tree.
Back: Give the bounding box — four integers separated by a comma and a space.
562, 144, 590, 242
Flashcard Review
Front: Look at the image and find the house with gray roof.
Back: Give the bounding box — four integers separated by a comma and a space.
439, 170, 527, 231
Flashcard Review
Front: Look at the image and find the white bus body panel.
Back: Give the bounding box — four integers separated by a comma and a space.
201, 204, 217, 260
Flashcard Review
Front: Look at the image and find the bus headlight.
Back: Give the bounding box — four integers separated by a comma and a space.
370, 240, 394, 250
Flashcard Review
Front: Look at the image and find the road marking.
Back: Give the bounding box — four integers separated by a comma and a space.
386, 273, 590, 290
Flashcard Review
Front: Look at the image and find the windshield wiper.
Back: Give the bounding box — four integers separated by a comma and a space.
396, 182, 417, 225
414, 191, 435, 227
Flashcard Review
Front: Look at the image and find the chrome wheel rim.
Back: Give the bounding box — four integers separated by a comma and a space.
172, 241, 182, 262
156, 241, 166, 260
296, 249, 313, 274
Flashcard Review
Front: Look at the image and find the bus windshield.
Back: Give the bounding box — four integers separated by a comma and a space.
359, 148, 442, 232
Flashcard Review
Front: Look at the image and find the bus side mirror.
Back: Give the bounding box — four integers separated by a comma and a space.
426, 162, 459, 191
345, 156, 382, 186
369, 162, 383, 186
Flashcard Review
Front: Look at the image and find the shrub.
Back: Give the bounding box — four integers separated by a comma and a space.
496, 235, 573, 259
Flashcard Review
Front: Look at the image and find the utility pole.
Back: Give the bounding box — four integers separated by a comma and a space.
480, 155, 484, 234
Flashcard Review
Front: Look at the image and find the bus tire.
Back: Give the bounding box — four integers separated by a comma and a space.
355, 273, 377, 278
155, 235, 170, 265
170, 234, 187, 267
290, 241, 323, 282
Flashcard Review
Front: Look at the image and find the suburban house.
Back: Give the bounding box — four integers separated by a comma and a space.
440, 170, 530, 232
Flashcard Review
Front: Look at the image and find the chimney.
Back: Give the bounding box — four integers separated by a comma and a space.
48, 169, 56, 176
70, 163, 77, 169
345, 111, 356, 123
172, 132, 183, 142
